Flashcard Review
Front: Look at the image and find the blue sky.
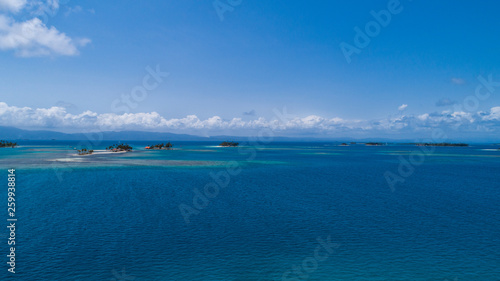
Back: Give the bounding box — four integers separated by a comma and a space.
0, 0, 499, 140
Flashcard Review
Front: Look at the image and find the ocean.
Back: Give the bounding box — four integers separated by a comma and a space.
0, 141, 499, 280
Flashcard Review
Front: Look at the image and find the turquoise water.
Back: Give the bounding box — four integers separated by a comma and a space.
0, 141, 499, 280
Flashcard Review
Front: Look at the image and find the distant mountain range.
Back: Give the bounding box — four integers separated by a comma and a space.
0, 126, 213, 141
0, 126, 494, 143
0, 126, 303, 142
0, 126, 389, 142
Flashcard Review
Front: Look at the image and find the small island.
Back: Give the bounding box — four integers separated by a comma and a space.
220, 141, 239, 147
365, 142, 385, 146
0, 140, 17, 148
106, 143, 133, 152
415, 143, 468, 147
77, 148, 94, 155
145, 142, 173, 150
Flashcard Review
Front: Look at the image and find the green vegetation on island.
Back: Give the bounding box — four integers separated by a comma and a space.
365, 142, 385, 146
106, 143, 133, 152
220, 141, 239, 147
415, 143, 468, 147
146, 142, 173, 150
0, 140, 17, 148
77, 148, 94, 155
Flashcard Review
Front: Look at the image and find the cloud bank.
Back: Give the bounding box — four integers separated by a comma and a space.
0, 0, 26, 12
1, 102, 499, 139
0, 0, 90, 56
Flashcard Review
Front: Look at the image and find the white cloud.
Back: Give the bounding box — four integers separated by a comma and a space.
0, 0, 26, 12
64, 5, 82, 17
0, 0, 89, 57
482, 106, 500, 121
398, 104, 408, 111
0, 15, 90, 56
47, 0, 58, 10
0, 102, 352, 132
451, 78, 465, 85
1, 102, 500, 137
417, 113, 429, 121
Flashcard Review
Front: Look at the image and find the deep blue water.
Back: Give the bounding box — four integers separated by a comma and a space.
0, 142, 499, 280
